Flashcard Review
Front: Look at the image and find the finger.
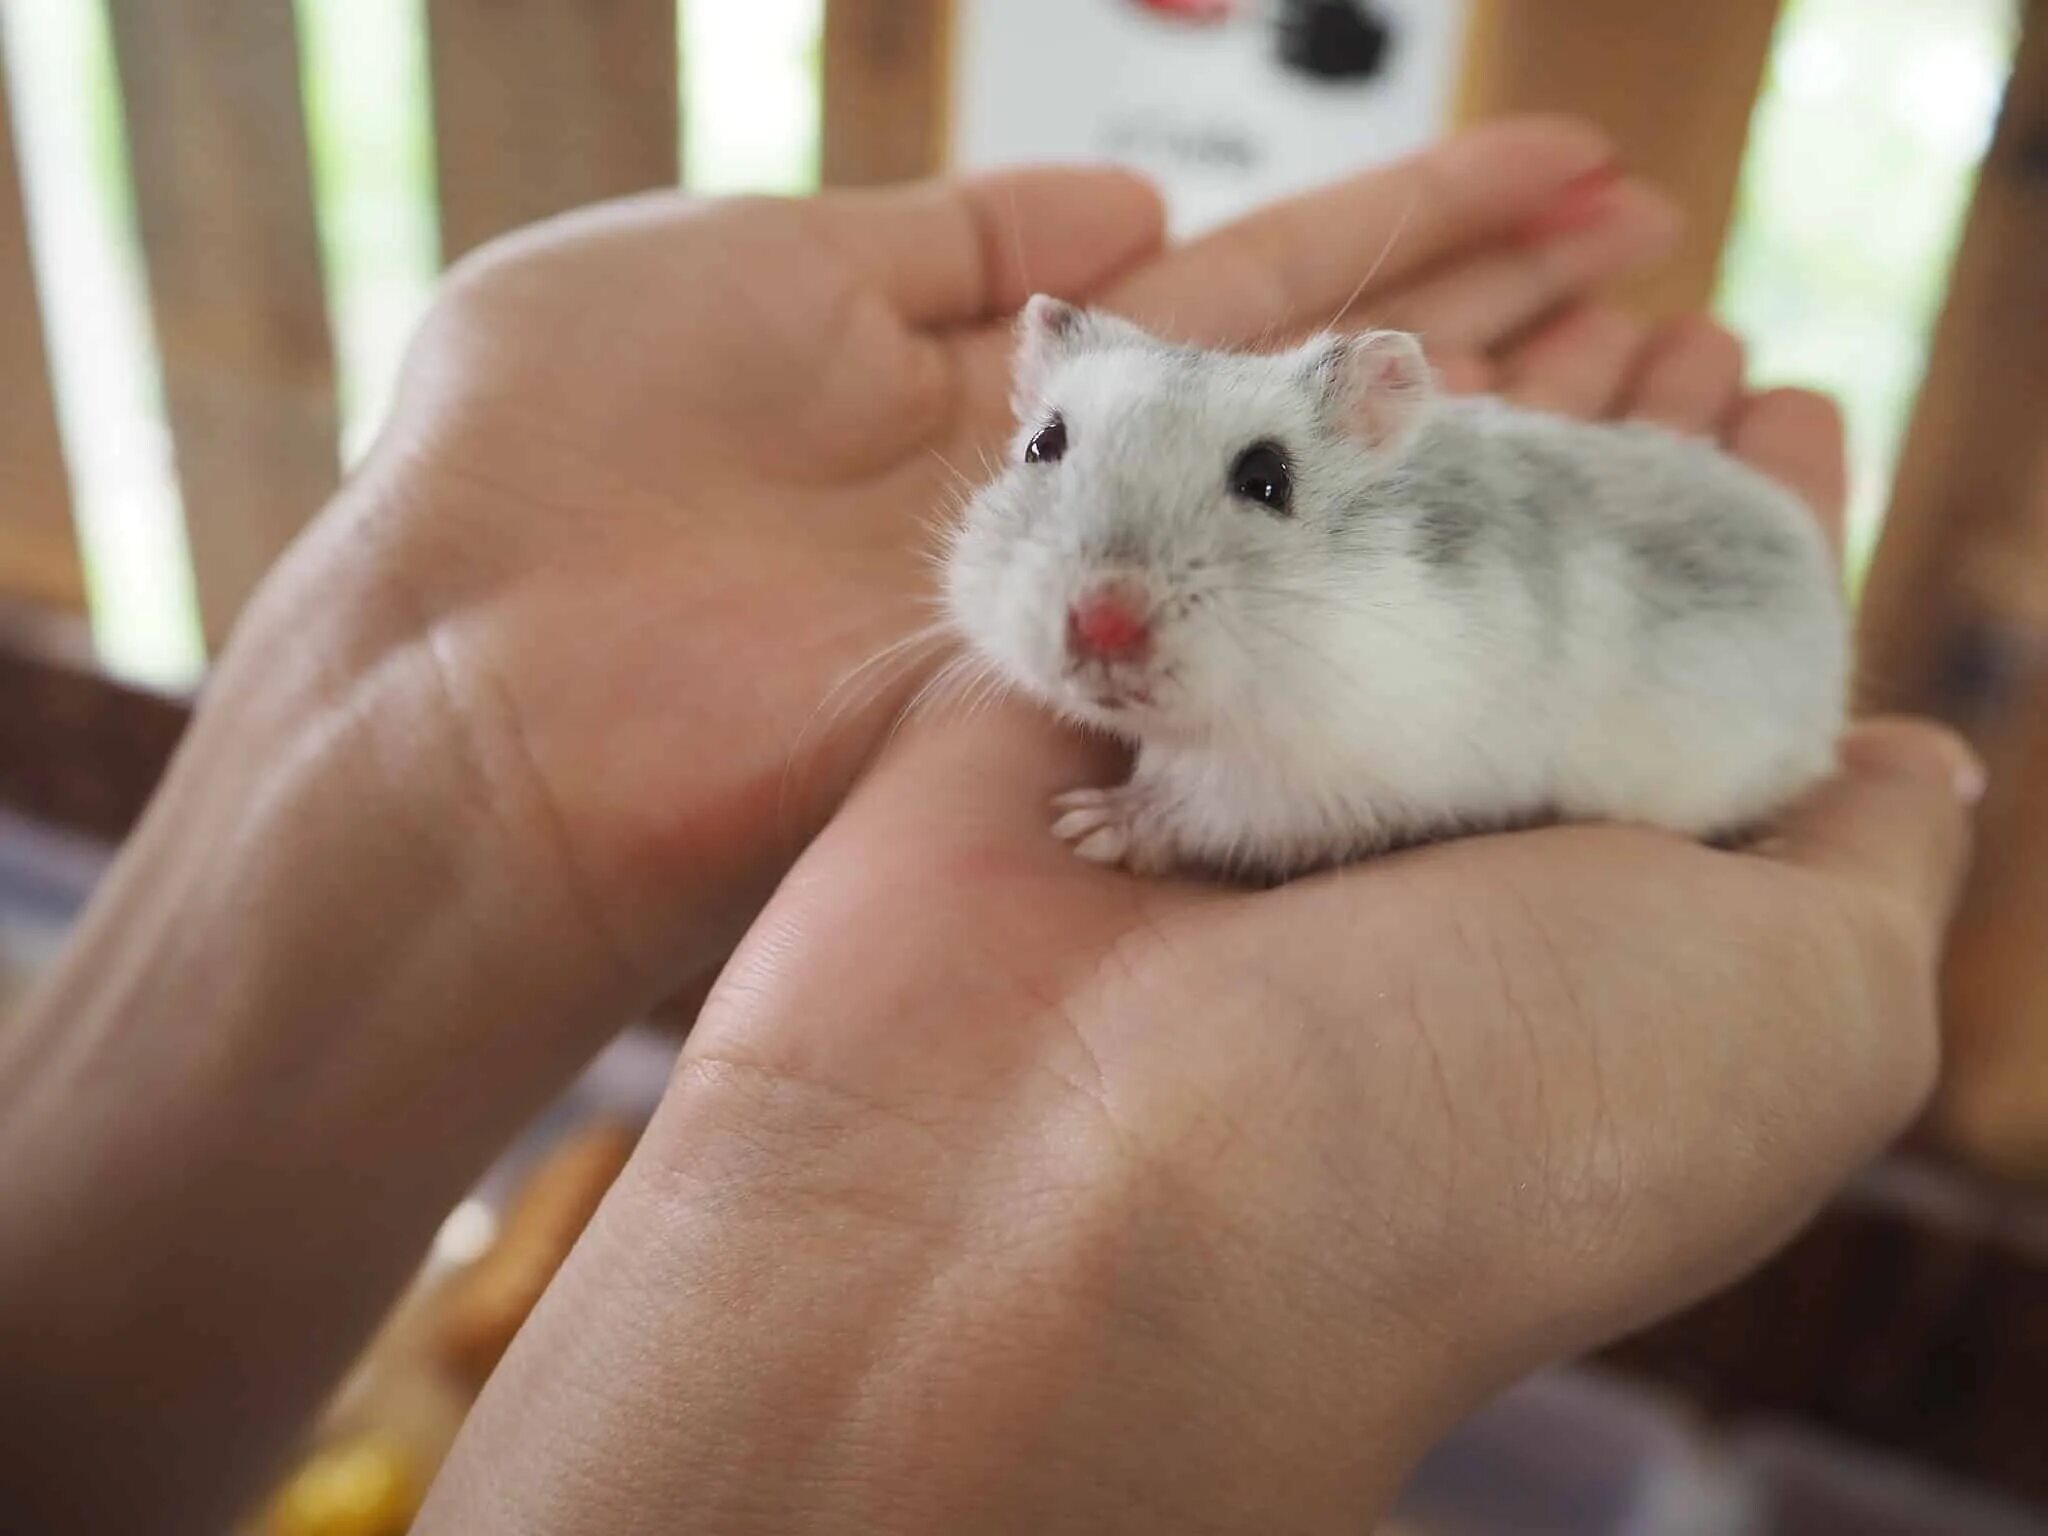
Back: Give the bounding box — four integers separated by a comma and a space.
863, 700, 1125, 854
1762, 717, 1984, 936
649, 972, 718, 1036
1110, 115, 1620, 344
809, 165, 1167, 326
1371, 179, 1680, 354
1499, 304, 1647, 420
1432, 349, 1498, 396
1728, 388, 1850, 551
1622, 315, 1746, 435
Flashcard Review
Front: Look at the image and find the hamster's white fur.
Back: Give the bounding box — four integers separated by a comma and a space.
944, 297, 1848, 878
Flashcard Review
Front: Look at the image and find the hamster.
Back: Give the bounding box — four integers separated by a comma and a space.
942, 296, 1849, 879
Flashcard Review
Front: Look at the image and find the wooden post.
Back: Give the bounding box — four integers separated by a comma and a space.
1858, 3, 2048, 714
1853, 3, 2048, 1184
107, 0, 340, 651
1937, 677, 2048, 1181
424, 0, 679, 264
0, 41, 84, 611
821, 0, 952, 187
1456, 0, 1786, 319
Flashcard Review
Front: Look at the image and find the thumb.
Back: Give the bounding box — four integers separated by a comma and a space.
859, 700, 1125, 853
813, 166, 1167, 327
1763, 716, 1984, 935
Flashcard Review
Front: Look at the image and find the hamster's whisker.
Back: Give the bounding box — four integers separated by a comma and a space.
1209, 581, 1441, 651
962, 665, 1014, 724
931, 657, 998, 726
1199, 582, 1356, 621
795, 634, 955, 776
1321, 184, 1418, 335
916, 508, 964, 559
926, 446, 981, 496
1003, 181, 1032, 301
937, 655, 1011, 732
778, 620, 958, 831
1221, 608, 1359, 689
892, 651, 987, 745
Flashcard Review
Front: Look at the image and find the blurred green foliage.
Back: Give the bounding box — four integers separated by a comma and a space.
1718, 0, 2018, 580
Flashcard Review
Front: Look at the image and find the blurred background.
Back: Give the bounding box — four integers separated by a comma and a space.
0, 0, 2016, 683
2, 2, 2045, 1533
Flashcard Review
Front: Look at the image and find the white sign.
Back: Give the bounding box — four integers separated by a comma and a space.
952, 0, 1472, 238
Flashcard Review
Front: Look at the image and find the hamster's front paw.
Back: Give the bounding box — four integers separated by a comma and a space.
1050, 784, 1181, 875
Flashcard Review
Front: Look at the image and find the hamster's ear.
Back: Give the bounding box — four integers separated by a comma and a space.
1316, 330, 1435, 455
1012, 295, 1159, 418
1014, 295, 1085, 415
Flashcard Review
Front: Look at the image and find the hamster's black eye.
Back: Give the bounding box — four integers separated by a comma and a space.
1229, 441, 1292, 515
1024, 413, 1068, 465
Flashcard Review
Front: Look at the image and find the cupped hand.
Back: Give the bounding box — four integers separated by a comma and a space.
417, 326, 1979, 1535
230, 118, 1676, 1024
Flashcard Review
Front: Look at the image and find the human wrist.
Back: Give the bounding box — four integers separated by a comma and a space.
425, 1021, 1468, 1535
0, 520, 644, 1531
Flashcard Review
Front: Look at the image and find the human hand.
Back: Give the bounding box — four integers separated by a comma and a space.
247, 117, 1677, 1024
416, 331, 1979, 1532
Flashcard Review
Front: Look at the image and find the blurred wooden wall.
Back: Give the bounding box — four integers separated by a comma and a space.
425, 0, 679, 263
0, 34, 82, 612
1858, 1, 2048, 1183
822, 0, 952, 188
106, 0, 340, 650
1456, 0, 1786, 320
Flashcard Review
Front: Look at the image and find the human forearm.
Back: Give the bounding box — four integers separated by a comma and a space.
417, 992, 1467, 1536
0, 548, 650, 1531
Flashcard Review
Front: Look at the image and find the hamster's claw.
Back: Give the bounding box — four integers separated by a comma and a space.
1051, 785, 1178, 875
1052, 788, 1132, 865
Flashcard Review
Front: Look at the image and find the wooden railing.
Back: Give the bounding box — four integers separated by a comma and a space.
0, 0, 1809, 641
1457, 0, 1788, 320
2, 0, 2046, 1505
1861, 3, 2048, 1181
108, 0, 340, 647
0, 45, 80, 612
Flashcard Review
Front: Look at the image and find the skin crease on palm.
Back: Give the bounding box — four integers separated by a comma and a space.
0, 115, 1982, 1535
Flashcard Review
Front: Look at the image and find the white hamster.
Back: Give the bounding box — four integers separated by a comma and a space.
943, 296, 1848, 879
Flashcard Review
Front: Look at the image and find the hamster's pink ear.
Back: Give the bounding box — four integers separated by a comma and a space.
1011, 296, 1159, 419
1320, 330, 1435, 455
1014, 295, 1087, 416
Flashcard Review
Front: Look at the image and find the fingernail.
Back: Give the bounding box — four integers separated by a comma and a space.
1840, 727, 1988, 804
1955, 755, 1989, 805
1520, 162, 1623, 243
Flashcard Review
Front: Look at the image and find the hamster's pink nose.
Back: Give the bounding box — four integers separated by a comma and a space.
1066, 584, 1152, 661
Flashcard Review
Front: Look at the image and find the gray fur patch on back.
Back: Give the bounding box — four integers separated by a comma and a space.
1409, 418, 1575, 644
1491, 436, 1578, 597
1398, 416, 1575, 578
1394, 415, 1495, 574
1620, 513, 1799, 620
1405, 463, 1487, 570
